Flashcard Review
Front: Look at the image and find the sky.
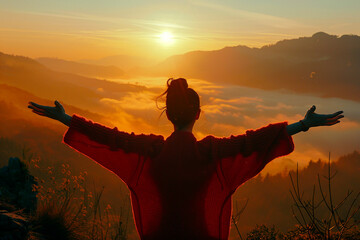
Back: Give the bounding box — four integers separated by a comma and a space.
1, 0, 360, 61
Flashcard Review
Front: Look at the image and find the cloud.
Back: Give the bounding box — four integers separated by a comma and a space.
256, 102, 293, 111
0, 9, 191, 46
98, 97, 155, 134
2, 9, 189, 33
100, 91, 158, 111
201, 103, 242, 115
189, 0, 306, 29
210, 96, 263, 105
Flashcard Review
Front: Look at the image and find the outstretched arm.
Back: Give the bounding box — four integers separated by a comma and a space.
28, 100, 72, 126
286, 105, 344, 136
28, 100, 164, 186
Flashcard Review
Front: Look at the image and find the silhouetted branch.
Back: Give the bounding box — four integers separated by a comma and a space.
231, 198, 248, 240
289, 152, 360, 240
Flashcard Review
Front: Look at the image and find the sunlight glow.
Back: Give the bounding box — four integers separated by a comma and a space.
158, 32, 174, 45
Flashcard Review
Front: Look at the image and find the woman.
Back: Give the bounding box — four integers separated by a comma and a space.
28, 78, 343, 240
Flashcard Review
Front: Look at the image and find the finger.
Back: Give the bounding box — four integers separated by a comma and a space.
308, 105, 316, 113
328, 111, 344, 118
326, 115, 344, 122
28, 105, 45, 112
55, 100, 64, 111
32, 109, 47, 116
29, 101, 47, 110
324, 120, 340, 126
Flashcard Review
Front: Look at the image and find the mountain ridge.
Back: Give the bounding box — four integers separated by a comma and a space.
154, 32, 360, 102
0, 51, 148, 114
36, 57, 124, 79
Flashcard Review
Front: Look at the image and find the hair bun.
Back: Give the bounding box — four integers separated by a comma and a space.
158, 77, 200, 129
168, 78, 188, 92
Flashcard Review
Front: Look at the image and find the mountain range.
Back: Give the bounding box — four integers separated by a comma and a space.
79, 54, 153, 72
0, 52, 147, 114
1, 32, 360, 104
37, 57, 124, 79
154, 32, 360, 101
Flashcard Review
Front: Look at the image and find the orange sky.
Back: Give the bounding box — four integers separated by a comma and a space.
1, 1, 360, 61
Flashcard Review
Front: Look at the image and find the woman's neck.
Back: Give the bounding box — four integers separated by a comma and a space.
173, 123, 194, 133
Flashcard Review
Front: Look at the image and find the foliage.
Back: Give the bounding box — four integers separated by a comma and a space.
289, 153, 360, 240
0, 138, 130, 240
246, 224, 279, 240
231, 153, 360, 240
28, 158, 130, 240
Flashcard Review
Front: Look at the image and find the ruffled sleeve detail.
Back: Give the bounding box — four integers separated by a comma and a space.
62, 114, 164, 185
204, 122, 294, 191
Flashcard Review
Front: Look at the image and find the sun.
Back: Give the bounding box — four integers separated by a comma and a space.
158, 32, 174, 45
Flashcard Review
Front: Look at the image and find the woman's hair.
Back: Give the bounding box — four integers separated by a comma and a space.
157, 78, 200, 129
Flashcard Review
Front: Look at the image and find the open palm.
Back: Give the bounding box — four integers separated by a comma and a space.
304, 105, 344, 127
28, 100, 65, 121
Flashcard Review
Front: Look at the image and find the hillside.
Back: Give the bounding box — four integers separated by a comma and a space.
79, 54, 153, 71
0, 83, 110, 165
0, 52, 147, 113
37, 57, 124, 78
155, 32, 360, 102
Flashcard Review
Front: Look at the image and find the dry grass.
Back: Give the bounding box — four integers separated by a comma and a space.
20, 145, 130, 240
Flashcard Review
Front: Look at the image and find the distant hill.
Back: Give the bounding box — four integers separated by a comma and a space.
155, 32, 360, 102
0, 52, 146, 112
79, 54, 153, 72
37, 57, 124, 79
0, 82, 118, 178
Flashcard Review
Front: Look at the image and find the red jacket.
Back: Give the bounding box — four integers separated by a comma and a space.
63, 114, 294, 240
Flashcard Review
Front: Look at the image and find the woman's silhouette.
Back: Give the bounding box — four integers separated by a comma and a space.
28, 78, 343, 240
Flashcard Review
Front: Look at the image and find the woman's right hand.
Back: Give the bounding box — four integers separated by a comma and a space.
28, 100, 66, 121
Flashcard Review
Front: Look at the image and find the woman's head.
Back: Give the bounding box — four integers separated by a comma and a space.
158, 78, 200, 130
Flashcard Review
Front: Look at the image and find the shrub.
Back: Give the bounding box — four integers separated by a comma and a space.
246, 224, 279, 240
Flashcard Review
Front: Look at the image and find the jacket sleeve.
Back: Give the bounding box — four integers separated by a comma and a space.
206, 122, 294, 191
62, 114, 164, 185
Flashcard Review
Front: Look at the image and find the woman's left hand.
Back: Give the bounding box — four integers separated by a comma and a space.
303, 105, 344, 128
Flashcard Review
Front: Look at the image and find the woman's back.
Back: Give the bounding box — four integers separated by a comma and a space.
138, 131, 216, 239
